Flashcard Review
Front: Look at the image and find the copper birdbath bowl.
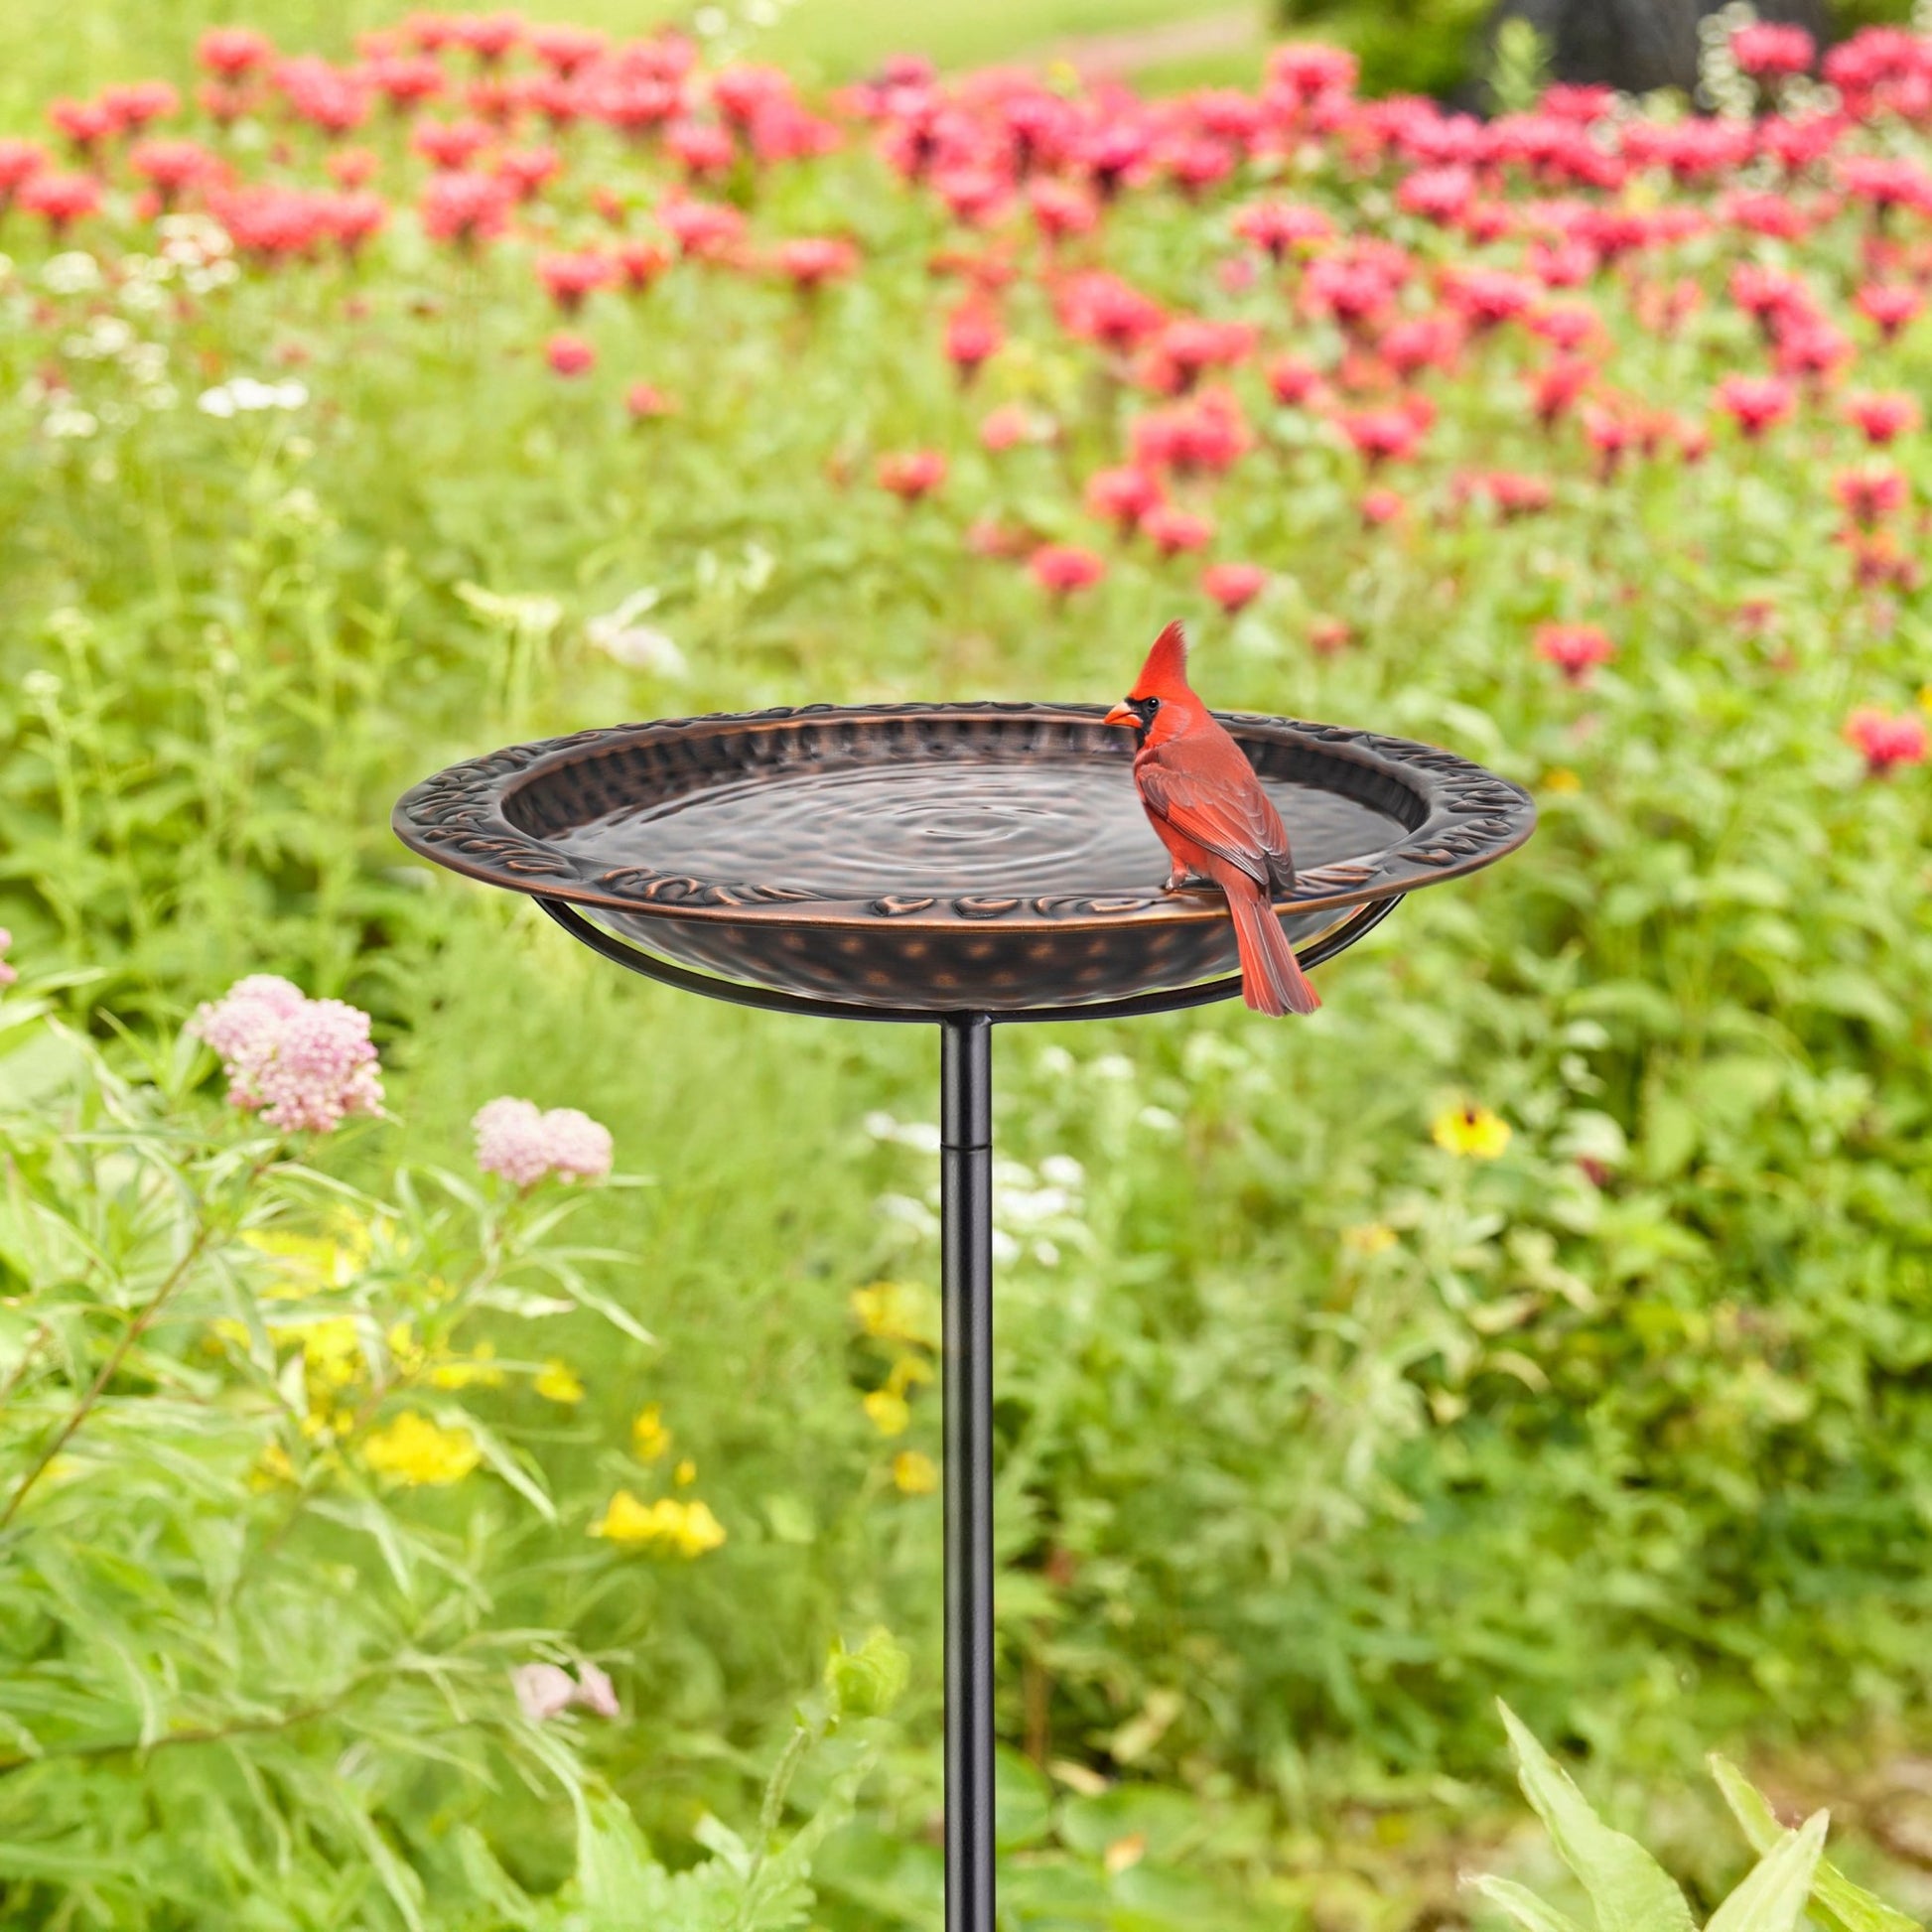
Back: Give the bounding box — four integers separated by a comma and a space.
392, 703, 1535, 1017
394, 700, 1534, 1932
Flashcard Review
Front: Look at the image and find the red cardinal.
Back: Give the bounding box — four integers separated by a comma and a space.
1104, 621, 1319, 1017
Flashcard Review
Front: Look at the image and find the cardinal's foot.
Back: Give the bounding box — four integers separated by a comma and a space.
1162, 869, 1215, 893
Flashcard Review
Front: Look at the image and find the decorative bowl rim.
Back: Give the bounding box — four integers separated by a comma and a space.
391, 702, 1537, 932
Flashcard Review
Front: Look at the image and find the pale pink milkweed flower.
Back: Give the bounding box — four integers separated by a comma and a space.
513, 1660, 620, 1723
0, 928, 16, 988
474, 1096, 614, 1187
192, 975, 383, 1134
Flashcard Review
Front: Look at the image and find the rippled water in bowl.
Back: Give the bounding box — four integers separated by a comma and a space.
552, 755, 1406, 899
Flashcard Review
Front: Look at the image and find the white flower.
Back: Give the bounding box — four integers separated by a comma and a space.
591, 623, 687, 676
44, 406, 99, 441
198, 377, 309, 419
586, 589, 687, 675
158, 212, 230, 260
183, 259, 239, 294
42, 252, 102, 296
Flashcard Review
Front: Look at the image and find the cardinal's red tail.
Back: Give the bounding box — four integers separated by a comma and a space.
1226, 880, 1320, 1017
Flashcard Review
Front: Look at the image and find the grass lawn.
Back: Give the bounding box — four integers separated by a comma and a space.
0, 0, 1267, 121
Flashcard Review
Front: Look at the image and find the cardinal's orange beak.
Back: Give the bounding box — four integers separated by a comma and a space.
1103, 702, 1138, 728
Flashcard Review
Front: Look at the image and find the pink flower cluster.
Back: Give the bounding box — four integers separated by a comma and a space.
192, 975, 384, 1134
473, 1095, 614, 1186
0, 929, 16, 989
511, 1660, 619, 1722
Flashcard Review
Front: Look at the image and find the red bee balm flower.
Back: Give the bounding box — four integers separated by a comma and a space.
624, 382, 676, 418
1030, 545, 1106, 596
420, 171, 513, 247
1083, 465, 1163, 529
1140, 505, 1213, 556
1844, 390, 1920, 445
16, 172, 100, 232
199, 27, 275, 75
1201, 563, 1268, 613
1339, 407, 1426, 468
877, 450, 947, 500
944, 303, 1003, 378
1856, 284, 1923, 340
546, 334, 597, 378
1731, 23, 1814, 78
1845, 708, 1928, 776
774, 237, 860, 289
538, 251, 617, 313
1535, 622, 1615, 684
1715, 373, 1795, 438
1833, 466, 1908, 527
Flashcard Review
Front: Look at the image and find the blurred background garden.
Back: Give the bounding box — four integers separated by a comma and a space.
4, 0, 1932, 1925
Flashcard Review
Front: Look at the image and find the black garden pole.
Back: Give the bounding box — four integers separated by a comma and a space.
940, 1014, 996, 1932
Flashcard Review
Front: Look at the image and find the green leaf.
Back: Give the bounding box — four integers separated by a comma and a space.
1497, 1703, 1696, 1932
1467, 1874, 1590, 1932
573, 1787, 672, 1928
1710, 1756, 1922, 1932
1706, 1813, 1828, 1932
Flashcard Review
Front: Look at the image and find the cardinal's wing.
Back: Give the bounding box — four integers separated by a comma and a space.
1137, 745, 1295, 894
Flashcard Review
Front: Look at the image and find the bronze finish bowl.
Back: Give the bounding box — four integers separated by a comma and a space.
392, 704, 1535, 1014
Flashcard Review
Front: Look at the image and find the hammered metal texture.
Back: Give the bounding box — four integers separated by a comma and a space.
393, 704, 1535, 1013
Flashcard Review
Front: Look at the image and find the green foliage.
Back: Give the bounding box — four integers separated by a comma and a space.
1276, 0, 1491, 98
1473, 1709, 1922, 1932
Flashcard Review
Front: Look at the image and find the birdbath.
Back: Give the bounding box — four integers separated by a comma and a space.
393, 700, 1534, 1932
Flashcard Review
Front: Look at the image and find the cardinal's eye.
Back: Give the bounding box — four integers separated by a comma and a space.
1144, 697, 1161, 715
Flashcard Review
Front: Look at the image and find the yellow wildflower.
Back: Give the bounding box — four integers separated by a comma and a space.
386, 1320, 426, 1376
893, 1450, 938, 1495
590, 1489, 727, 1557
863, 1389, 910, 1438
294, 1316, 364, 1391
242, 1215, 375, 1296
253, 1441, 298, 1489
1342, 1222, 1398, 1256
1431, 1103, 1513, 1161
850, 1281, 939, 1348
631, 1404, 671, 1461
885, 1355, 933, 1399
534, 1359, 585, 1404
429, 1341, 506, 1391
1920, 683, 1932, 715
1541, 767, 1582, 793
673, 1458, 696, 1487
360, 1411, 481, 1487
